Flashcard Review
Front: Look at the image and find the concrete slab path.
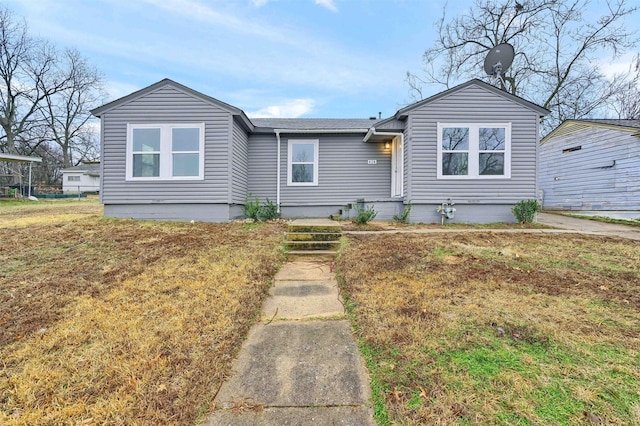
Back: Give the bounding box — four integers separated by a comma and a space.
537, 212, 640, 241
205, 259, 376, 426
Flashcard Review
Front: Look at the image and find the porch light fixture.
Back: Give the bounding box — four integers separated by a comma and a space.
384, 142, 391, 149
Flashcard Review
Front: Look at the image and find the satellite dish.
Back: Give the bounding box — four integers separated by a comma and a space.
483, 43, 515, 78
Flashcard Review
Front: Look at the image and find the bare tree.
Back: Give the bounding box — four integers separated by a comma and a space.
407, 0, 638, 132
608, 53, 640, 119
0, 6, 73, 156
42, 48, 105, 168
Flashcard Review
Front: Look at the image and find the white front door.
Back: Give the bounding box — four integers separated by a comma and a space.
391, 136, 403, 197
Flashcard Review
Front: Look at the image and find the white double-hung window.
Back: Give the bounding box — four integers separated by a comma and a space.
437, 123, 511, 179
287, 139, 319, 186
127, 123, 205, 181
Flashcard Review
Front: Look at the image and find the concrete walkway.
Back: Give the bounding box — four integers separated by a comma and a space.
537, 212, 640, 241
205, 259, 375, 426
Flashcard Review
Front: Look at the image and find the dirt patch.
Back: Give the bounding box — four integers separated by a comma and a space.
0, 202, 286, 425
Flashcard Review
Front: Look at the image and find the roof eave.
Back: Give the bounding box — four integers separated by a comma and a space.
542, 119, 640, 144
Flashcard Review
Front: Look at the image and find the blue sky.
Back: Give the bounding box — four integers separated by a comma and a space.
5, 0, 639, 119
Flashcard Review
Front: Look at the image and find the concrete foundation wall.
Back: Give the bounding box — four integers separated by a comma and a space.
104, 203, 234, 222
410, 203, 517, 224
280, 200, 404, 221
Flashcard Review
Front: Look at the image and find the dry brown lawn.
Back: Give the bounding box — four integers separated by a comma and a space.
338, 232, 640, 425
0, 199, 286, 425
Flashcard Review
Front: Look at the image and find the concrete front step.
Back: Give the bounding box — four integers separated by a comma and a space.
287, 251, 337, 260
286, 232, 342, 241
284, 218, 342, 256
285, 240, 341, 251
287, 218, 341, 234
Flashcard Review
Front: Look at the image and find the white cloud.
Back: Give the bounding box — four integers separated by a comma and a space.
104, 81, 145, 102
599, 53, 638, 79
315, 0, 338, 12
246, 98, 315, 118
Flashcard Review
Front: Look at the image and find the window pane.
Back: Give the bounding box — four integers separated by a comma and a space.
132, 128, 161, 152
133, 153, 160, 177
172, 128, 200, 151
442, 153, 468, 175
479, 153, 505, 175
172, 153, 199, 177
442, 128, 469, 150
479, 128, 505, 150
292, 164, 314, 183
291, 143, 315, 162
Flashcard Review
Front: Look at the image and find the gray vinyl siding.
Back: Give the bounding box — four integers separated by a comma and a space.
247, 134, 278, 201
280, 134, 391, 205
231, 120, 249, 204
540, 126, 640, 210
407, 84, 539, 204
247, 133, 392, 205
101, 85, 231, 204
376, 119, 405, 130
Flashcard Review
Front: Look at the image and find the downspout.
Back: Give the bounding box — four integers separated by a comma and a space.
275, 130, 281, 213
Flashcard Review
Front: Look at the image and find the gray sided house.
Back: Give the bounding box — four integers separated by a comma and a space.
540, 119, 640, 212
91, 79, 548, 223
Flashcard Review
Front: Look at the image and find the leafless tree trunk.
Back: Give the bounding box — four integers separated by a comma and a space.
42, 48, 105, 168
407, 0, 638, 133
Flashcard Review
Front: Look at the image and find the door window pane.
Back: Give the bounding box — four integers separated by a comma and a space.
442, 153, 468, 175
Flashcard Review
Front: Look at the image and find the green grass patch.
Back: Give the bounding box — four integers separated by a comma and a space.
557, 212, 640, 227
337, 232, 640, 424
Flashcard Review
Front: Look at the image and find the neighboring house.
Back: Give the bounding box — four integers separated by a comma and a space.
540, 119, 640, 212
90, 78, 548, 223
62, 163, 101, 194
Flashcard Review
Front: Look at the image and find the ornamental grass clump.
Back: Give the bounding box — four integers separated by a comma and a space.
353, 205, 378, 225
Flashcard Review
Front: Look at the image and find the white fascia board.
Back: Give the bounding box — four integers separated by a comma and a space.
274, 128, 369, 134
0, 154, 43, 163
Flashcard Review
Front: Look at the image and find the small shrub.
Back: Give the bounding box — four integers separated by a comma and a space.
353, 205, 378, 225
259, 198, 280, 221
512, 199, 541, 223
392, 202, 412, 224
244, 194, 281, 221
244, 193, 261, 221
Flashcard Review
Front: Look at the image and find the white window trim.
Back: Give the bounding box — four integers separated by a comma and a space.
287, 139, 319, 186
436, 122, 511, 179
126, 123, 205, 181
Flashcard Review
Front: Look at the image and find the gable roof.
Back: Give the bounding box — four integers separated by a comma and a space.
572, 119, 640, 129
62, 163, 101, 173
91, 79, 254, 131
542, 119, 640, 144
376, 79, 549, 127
